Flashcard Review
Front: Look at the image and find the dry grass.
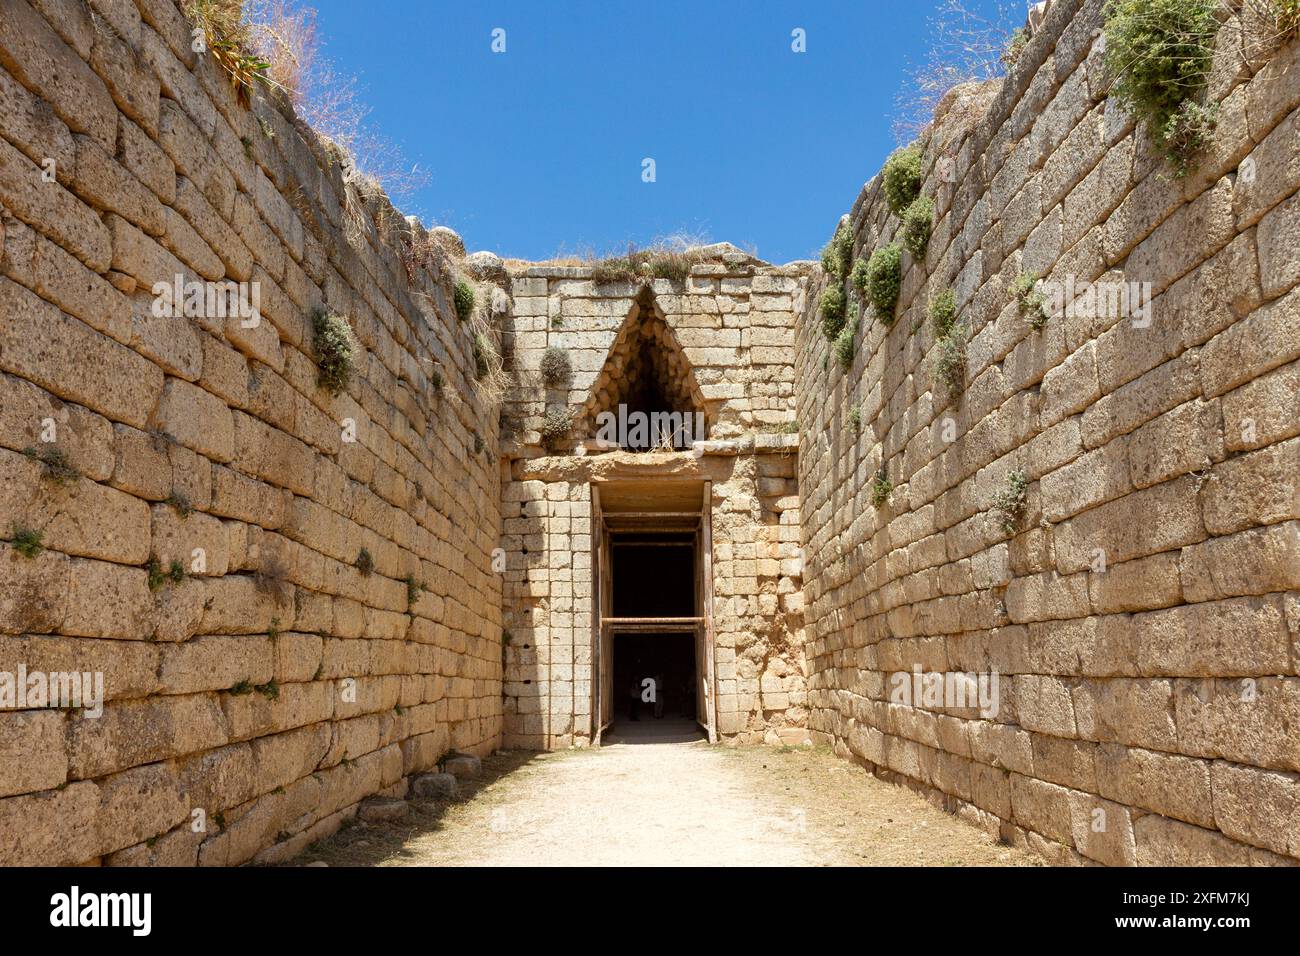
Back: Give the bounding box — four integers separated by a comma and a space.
891, 0, 1024, 144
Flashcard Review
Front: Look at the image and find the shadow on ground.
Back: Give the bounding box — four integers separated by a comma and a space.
286, 750, 542, 867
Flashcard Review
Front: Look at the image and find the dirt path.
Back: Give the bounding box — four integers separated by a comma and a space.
299, 741, 1036, 867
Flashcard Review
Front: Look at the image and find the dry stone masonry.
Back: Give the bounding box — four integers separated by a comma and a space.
799, 0, 1300, 865
0, 0, 1296, 867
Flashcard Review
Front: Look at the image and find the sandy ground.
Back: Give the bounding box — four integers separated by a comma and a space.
297, 735, 1036, 867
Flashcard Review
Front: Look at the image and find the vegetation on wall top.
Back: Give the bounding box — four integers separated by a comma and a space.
1102, 0, 1221, 175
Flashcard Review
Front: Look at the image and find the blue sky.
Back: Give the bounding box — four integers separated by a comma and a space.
309, 0, 1014, 264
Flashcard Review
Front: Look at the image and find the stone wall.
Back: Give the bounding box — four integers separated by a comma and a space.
0, 0, 503, 865
499, 261, 808, 746
798, 0, 1300, 865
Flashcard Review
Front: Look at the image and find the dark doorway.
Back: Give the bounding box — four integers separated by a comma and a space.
609, 631, 700, 743
610, 534, 695, 617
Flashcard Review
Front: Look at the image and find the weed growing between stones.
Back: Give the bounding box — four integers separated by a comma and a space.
312, 308, 356, 396
871, 468, 893, 508
882, 145, 924, 215
540, 347, 571, 387
848, 405, 862, 431
255, 680, 280, 701
834, 301, 861, 371
1012, 271, 1049, 329
166, 492, 194, 518
24, 445, 79, 485
8, 527, 43, 559
453, 279, 476, 321
821, 220, 855, 280
933, 324, 967, 401
430, 367, 444, 395
1002, 25, 1030, 67
929, 287, 958, 337
356, 548, 374, 576
1103, 0, 1221, 176
405, 574, 425, 609
269, 616, 281, 640
229, 679, 254, 696
866, 244, 903, 323
820, 285, 848, 340
146, 556, 183, 592
540, 407, 574, 452
993, 468, 1030, 533
851, 256, 871, 293
902, 195, 935, 258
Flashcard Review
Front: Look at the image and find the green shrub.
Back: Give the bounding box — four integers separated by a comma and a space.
404, 574, 425, 608
1103, 0, 1221, 175
993, 469, 1030, 534
255, 679, 280, 701
540, 347, 571, 387
1012, 271, 1049, 330
820, 285, 847, 340
850, 257, 870, 292
168, 559, 185, 584
146, 556, 166, 591
901, 195, 935, 258
540, 407, 573, 451
933, 324, 967, 401
929, 287, 958, 338
882, 145, 923, 216
9, 526, 43, 559
1002, 26, 1031, 67
870, 467, 892, 509
820, 221, 854, 280
848, 406, 862, 431
453, 279, 475, 321
865, 244, 903, 323
311, 308, 355, 396
834, 301, 860, 371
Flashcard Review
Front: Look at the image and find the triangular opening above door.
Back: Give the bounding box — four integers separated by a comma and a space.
579, 286, 708, 451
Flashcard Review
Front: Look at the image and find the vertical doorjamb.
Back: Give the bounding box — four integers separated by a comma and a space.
700, 480, 717, 743
591, 485, 605, 745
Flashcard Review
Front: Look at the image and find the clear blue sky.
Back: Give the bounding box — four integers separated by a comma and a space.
310, 0, 1012, 264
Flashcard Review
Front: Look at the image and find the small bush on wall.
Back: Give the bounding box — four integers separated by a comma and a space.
834, 301, 860, 371
312, 308, 356, 396
865, 244, 903, 323
1012, 272, 1049, 330
540, 347, 571, 387
1103, 0, 1221, 175
901, 195, 935, 258
540, 407, 573, 451
882, 144, 923, 215
993, 468, 1030, 534
870, 467, 892, 508
929, 287, 958, 337
821, 221, 855, 280
820, 285, 848, 340
453, 279, 476, 321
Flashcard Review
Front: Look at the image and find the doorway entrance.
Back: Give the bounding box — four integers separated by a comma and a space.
591, 479, 715, 744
